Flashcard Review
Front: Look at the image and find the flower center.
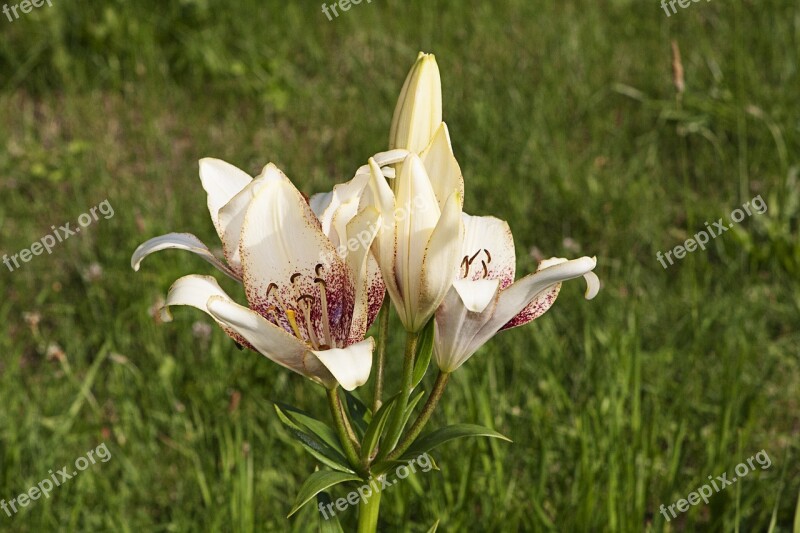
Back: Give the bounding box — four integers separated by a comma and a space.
460, 249, 492, 280
265, 263, 335, 351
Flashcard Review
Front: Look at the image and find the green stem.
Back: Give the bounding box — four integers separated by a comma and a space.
372, 298, 390, 413
327, 388, 364, 475
385, 371, 450, 462
380, 330, 418, 453
356, 480, 382, 533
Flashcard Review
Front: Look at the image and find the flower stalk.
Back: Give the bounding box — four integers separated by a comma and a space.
327, 388, 365, 476
385, 371, 450, 462
371, 298, 390, 413
381, 330, 419, 453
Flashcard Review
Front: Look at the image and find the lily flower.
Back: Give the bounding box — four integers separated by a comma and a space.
131, 159, 384, 390
389, 52, 443, 154
433, 214, 600, 373
361, 152, 464, 333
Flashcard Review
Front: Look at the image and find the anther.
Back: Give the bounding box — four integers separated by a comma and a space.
484, 249, 492, 263
290, 273, 302, 284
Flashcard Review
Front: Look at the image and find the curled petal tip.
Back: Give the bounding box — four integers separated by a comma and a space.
584, 271, 600, 300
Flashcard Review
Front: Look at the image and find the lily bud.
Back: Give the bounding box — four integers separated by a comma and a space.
389, 52, 443, 154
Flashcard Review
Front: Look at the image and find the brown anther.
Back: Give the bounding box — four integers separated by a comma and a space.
314, 277, 327, 287
315, 263, 324, 276
469, 250, 481, 264
461, 256, 470, 276
481, 260, 489, 278
290, 273, 302, 284
484, 249, 492, 263
266, 283, 278, 297
297, 294, 315, 305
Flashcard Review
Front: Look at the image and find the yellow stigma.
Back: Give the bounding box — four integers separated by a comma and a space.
285, 309, 304, 341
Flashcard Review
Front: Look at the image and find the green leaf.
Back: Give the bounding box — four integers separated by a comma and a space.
343, 390, 369, 437
360, 394, 398, 460
412, 318, 435, 389
275, 403, 344, 454
426, 520, 440, 533
274, 405, 353, 473
288, 470, 362, 517
401, 424, 512, 460
402, 389, 426, 428
317, 490, 345, 532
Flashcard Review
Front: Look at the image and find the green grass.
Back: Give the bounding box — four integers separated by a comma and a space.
1, 0, 798, 530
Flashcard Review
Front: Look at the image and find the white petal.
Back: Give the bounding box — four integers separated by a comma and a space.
239, 176, 355, 347
419, 123, 464, 210
490, 256, 598, 331
207, 296, 336, 387
310, 191, 334, 218
131, 233, 241, 282
452, 278, 500, 313
433, 285, 498, 373
394, 154, 441, 327
315, 171, 370, 244
217, 163, 285, 275
364, 159, 401, 310
199, 158, 253, 239
460, 213, 516, 287
343, 207, 384, 343
414, 189, 464, 331
389, 52, 443, 153
160, 275, 248, 346
311, 338, 374, 391
584, 271, 600, 300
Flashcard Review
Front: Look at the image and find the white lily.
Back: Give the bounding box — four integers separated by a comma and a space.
312, 51, 465, 333
131, 159, 384, 390
389, 52, 443, 154
360, 152, 464, 333
433, 214, 600, 373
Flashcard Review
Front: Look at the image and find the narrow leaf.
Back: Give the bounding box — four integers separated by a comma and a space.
361, 394, 398, 460
274, 406, 353, 473
288, 470, 362, 517
401, 424, 511, 460
317, 490, 345, 532
275, 402, 344, 454
343, 390, 369, 437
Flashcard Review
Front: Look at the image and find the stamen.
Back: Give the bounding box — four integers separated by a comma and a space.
315, 277, 334, 348
468, 250, 482, 264
285, 309, 305, 341
461, 256, 470, 278
296, 295, 319, 349
315, 263, 324, 276
481, 260, 489, 279
484, 249, 492, 263
290, 273, 302, 284
266, 283, 278, 298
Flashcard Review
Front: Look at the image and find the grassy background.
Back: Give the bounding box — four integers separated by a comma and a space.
1, 0, 799, 530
